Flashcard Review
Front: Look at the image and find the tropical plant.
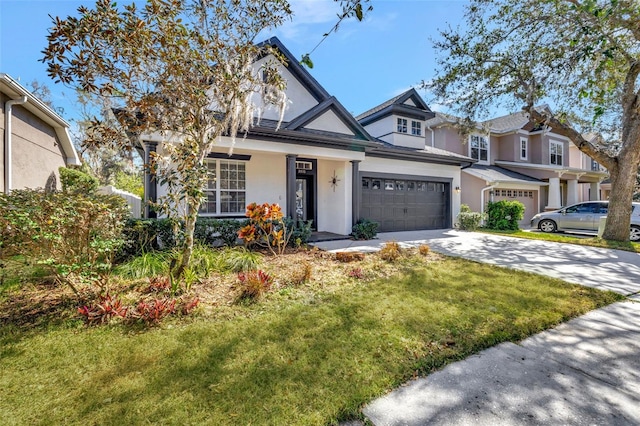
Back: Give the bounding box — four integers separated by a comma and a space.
237, 269, 273, 300
238, 203, 292, 255
351, 218, 379, 240
429, 0, 640, 241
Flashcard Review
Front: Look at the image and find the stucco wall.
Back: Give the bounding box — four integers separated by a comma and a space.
251, 55, 319, 123
317, 160, 351, 235
1, 96, 66, 192
434, 127, 466, 155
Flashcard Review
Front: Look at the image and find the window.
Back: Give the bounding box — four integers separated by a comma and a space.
520, 137, 528, 160
591, 159, 601, 171
470, 135, 488, 162
397, 118, 407, 133
411, 121, 422, 136
550, 141, 563, 166
199, 160, 246, 215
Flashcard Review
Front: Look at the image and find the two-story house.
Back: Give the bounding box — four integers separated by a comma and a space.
140, 38, 474, 234
434, 110, 607, 223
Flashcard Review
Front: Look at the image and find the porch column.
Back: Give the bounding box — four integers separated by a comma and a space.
566, 179, 578, 206
351, 160, 361, 226
546, 177, 562, 210
143, 140, 158, 219
590, 182, 601, 201
285, 154, 297, 219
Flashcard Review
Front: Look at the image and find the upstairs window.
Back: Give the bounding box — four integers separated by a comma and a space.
411, 121, 422, 136
550, 141, 563, 166
520, 137, 528, 160
591, 159, 601, 171
470, 135, 488, 162
397, 118, 407, 133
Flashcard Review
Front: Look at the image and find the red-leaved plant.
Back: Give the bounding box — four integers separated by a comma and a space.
237, 269, 273, 299
77, 293, 128, 325
132, 298, 176, 324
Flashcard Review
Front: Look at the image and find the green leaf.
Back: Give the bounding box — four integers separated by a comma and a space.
300, 54, 314, 69
354, 3, 363, 21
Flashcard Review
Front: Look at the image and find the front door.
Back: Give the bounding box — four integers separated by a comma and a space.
295, 174, 315, 226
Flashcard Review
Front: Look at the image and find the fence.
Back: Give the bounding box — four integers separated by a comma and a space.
97, 185, 142, 218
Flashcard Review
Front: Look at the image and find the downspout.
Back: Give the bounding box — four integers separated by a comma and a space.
426, 125, 435, 147
480, 183, 496, 225
4, 96, 28, 194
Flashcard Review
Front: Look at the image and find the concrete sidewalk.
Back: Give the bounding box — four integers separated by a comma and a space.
317, 230, 640, 425
363, 301, 640, 425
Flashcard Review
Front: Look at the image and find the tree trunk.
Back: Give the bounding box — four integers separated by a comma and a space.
173, 206, 197, 282
603, 161, 636, 241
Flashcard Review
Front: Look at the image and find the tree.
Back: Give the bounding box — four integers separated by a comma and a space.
43, 0, 368, 283
429, 0, 640, 241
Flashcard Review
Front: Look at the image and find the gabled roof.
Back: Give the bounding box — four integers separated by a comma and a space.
356, 88, 435, 126
426, 106, 550, 134
256, 37, 378, 146
0, 73, 80, 165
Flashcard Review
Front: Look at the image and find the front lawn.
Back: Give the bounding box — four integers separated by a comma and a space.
0, 249, 623, 425
480, 228, 640, 252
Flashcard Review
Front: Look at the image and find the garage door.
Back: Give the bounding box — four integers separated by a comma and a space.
361, 176, 450, 232
493, 189, 538, 225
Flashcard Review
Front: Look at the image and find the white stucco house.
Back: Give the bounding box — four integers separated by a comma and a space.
140, 38, 473, 235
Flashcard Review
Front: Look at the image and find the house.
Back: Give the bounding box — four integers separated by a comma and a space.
422, 109, 608, 224
141, 38, 474, 235
1, 73, 80, 193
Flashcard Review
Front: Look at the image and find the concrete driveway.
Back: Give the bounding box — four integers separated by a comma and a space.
314, 230, 640, 425
313, 229, 640, 298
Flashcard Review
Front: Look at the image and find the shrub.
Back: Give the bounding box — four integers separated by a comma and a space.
59, 166, 99, 194
283, 218, 313, 247
238, 203, 292, 255
145, 276, 171, 293
237, 269, 273, 299
77, 293, 128, 325
485, 200, 525, 231
351, 219, 379, 240
418, 244, 431, 256
0, 189, 129, 293
335, 252, 365, 263
287, 261, 312, 286
379, 241, 402, 262
194, 218, 249, 247
456, 204, 484, 231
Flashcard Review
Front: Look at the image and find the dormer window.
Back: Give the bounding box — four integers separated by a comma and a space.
470, 135, 489, 163
520, 137, 528, 160
397, 118, 408, 133
411, 121, 422, 136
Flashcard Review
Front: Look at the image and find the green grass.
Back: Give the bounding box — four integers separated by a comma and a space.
0, 257, 624, 425
480, 228, 640, 252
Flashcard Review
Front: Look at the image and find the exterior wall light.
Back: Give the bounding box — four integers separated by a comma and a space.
455, 186, 461, 194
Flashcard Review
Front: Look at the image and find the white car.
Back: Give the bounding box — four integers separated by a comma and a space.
530, 201, 640, 241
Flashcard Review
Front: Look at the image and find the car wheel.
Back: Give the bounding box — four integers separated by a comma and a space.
630, 226, 640, 242
539, 219, 557, 233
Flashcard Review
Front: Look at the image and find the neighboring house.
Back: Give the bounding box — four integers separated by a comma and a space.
140, 38, 473, 235
423, 109, 608, 224
1, 73, 80, 193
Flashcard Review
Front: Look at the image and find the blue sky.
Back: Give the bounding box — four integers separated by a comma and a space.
0, 0, 468, 124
